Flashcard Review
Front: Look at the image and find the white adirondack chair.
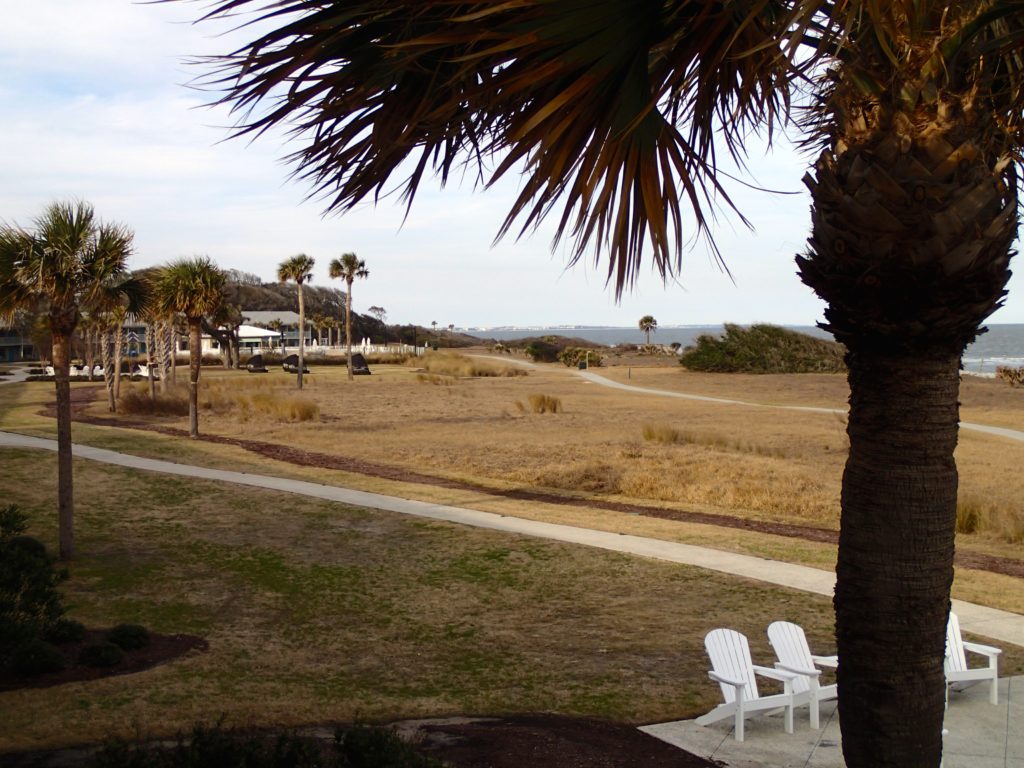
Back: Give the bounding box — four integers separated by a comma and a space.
946, 611, 1001, 704
767, 621, 838, 729
696, 628, 796, 742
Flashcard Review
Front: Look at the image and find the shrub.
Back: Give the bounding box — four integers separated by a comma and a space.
106, 623, 150, 651
421, 352, 525, 378
9, 638, 66, 676
47, 617, 86, 643
679, 324, 846, 374
0, 505, 67, 667
79, 642, 125, 668
558, 347, 603, 368
996, 366, 1024, 386
522, 394, 562, 414
119, 387, 190, 417
523, 340, 561, 363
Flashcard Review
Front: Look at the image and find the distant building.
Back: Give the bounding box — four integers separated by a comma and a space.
0, 327, 33, 362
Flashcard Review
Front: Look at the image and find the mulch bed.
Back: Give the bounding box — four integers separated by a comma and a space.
0, 629, 207, 693
408, 714, 715, 767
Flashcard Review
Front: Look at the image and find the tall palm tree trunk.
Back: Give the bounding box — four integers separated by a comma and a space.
51, 328, 75, 560
155, 320, 170, 394
101, 329, 116, 412
145, 323, 157, 400
835, 350, 960, 766
112, 327, 124, 401
297, 284, 306, 389
799, 94, 1015, 765
345, 282, 354, 381
188, 320, 202, 437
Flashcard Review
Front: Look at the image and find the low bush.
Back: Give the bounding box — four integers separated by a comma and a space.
0, 505, 67, 668
106, 623, 150, 651
119, 388, 190, 417
421, 352, 525, 378
244, 392, 320, 422
9, 638, 66, 676
679, 324, 846, 374
47, 617, 86, 643
87, 723, 444, 768
518, 394, 562, 414
558, 347, 603, 368
79, 642, 125, 668
996, 366, 1024, 386
955, 497, 1024, 543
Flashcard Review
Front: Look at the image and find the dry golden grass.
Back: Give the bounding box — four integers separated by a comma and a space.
48, 356, 1024, 559
419, 351, 528, 378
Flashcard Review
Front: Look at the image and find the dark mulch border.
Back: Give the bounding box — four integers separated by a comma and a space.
0, 629, 207, 693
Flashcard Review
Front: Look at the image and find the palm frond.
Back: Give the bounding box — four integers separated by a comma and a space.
186, 0, 802, 296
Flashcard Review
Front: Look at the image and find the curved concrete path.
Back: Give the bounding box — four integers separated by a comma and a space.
575, 370, 1024, 443
1, 429, 1021, 648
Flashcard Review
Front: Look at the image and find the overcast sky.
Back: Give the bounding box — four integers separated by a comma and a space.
3, 1, 1022, 329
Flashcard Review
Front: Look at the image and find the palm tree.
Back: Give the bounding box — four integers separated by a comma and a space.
152, 257, 226, 438
638, 315, 657, 346
328, 253, 369, 381
277, 253, 316, 389
0, 201, 141, 559
182, 4, 1024, 763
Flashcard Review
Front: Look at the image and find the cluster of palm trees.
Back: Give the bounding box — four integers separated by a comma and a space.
278, 251, 369, 385
0, 202, 230, 559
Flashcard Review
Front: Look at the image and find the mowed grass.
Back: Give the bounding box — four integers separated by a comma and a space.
0, 448, 847, 753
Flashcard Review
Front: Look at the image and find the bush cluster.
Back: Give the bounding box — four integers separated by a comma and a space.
679, 324, 846, 374
558, 347, 603, 368
0, 505, 68, 674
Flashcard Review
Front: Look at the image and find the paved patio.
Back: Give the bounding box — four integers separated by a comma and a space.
641, 675, 1023, 768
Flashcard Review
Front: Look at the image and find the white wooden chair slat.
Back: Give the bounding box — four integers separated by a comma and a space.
696, 628, 795, 742
945, 612, 1001, 705
767, 621, 838, 730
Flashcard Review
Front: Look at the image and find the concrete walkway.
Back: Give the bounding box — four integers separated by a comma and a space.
642, 675, 1024, 768
575, 370, 1024, 444
0, 429, 1021, 647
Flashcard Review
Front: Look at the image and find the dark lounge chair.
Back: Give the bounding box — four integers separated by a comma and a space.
246, 354, 269, 373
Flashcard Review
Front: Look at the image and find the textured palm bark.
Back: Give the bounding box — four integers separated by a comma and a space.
188, 320, 201, 438
101, 329, 116, 412
836, 351, 959, 766
297, 283, 306, 390
345, 284, 354, 381
51, 330, 75, 560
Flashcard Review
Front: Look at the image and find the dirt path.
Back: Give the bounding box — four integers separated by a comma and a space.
45, 386, 1024, 580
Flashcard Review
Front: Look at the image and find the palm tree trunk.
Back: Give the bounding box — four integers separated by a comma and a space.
51, 329, 75, 560
835, 350, 960, 767
297, 284, 305, 389
146, 323, 157, 400
171, 327, 178, 384
156, 320, 169, 394
112, 327, 124, 401
84, 328, 96, 380
188, 320, 201, 437
101, 329, 116, 412
345, 282, 354, 381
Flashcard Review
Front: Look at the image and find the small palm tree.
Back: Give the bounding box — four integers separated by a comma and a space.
638, 315, 657, 346
278, 254, 316, 389
328, 253, 369, 381
0, 201, 141, 559
152, 257, 226, 437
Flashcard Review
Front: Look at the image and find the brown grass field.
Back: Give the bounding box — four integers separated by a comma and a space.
1, 352, 1023, 753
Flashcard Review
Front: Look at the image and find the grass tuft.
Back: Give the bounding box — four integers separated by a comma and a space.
523, 394, 562, 414
420, 353, 526, 378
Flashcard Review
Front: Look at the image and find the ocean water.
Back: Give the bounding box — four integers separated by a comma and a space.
467, 323, 1024, 375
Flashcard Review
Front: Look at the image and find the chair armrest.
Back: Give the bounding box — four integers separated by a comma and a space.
811, 654, 838, 668
963, 641, 1002, 658
775, 662, 821, 678
709, 670, 746, 688
752, 665, 796, 683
